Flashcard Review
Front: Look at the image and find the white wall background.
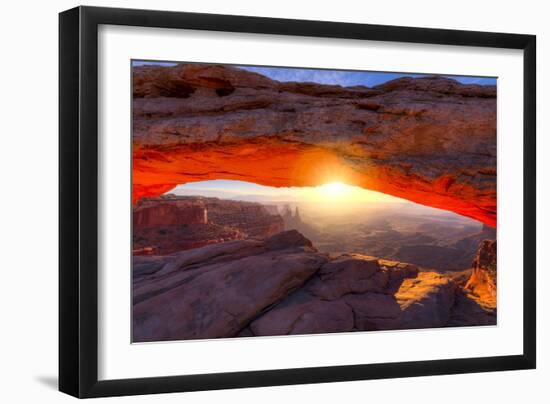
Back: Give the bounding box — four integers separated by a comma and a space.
0, 0, 546, 402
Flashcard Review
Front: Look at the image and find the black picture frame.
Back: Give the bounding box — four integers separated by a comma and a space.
59, 5, 536, 398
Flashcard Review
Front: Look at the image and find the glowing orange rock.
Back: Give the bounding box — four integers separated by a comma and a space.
132, 64, 497, 227
465, 240, 497, 309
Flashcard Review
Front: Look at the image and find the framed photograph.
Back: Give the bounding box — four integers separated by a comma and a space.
59, 6, 536, 398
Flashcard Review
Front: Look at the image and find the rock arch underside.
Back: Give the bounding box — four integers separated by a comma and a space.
133, 64, 496, 227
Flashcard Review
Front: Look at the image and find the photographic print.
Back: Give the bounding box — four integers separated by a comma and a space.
131, 61, 497, 343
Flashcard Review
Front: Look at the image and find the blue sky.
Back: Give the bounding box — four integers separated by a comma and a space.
237, 66, 496, 86
132, 60, 496, 86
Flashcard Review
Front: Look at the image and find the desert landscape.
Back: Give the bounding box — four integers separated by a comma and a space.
131, 62, 497, 342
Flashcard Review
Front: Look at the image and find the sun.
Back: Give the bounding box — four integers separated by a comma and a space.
319, 182, 348, 195
298, 181, 405, 207
311, 182, 354, 201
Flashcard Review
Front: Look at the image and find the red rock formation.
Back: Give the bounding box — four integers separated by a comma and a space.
133, 197, 207, 228
133, 231, 325, 342
465, 239, 497, 309
133, 230, 475, 341
132, 196, 284, 255
133, 223, 246, 256
393, 272, 457, 329
132, 64, 496, 226
202, 197, 284, 238
249, 254, 423, 336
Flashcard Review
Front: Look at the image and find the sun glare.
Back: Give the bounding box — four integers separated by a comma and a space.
314, 182, 351, 199
172, 179, 407, 206
320, 182, 347, 194
300, 181, 405, 206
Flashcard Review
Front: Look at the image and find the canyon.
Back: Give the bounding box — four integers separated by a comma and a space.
133, 195, 284, 255
132, 64, 496, 226
279, 201, 495, 271
133, 229, 496, 342
133, 195, 494, 271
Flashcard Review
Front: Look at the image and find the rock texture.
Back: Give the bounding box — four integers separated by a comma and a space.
133, 197, 207, 228
133, 195, 284, 255
203, 196, 284, 239
132, 64, 496, 226
465, 239, 497, 310
133, 230, 483, 342
393, 272, 457, 329
133, 231, 326, 341
248, 254, 423, 336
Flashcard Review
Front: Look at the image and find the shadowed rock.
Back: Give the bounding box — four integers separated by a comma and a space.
344, 293, 403, 330
133, 231, 491, 341
133, 230, 326, 342
249, 290, 355, 336
393, 272, 457, 329
307, 254, 386, 300
250, 254, 455, 336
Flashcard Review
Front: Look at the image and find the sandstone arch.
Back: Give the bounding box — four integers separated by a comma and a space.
133, 64, 496, 227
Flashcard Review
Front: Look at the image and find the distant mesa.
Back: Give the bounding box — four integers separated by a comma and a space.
134, 196, 207, 228
132, 195, 284, 255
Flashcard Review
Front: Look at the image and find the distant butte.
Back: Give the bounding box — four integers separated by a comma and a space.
132, 64, 496, 226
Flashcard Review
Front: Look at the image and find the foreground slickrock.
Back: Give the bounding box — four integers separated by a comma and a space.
133, 231, 326, 342
132, 64, 496, 226
249, 255, 422, 336
393, 272, 457, 329
133, 230, 492, 342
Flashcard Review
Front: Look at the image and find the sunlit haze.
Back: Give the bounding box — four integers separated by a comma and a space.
169, 180, 407, 206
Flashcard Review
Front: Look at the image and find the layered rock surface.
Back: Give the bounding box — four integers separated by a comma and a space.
133, 230, 489, 342
202, 196, 284, 238
132, 64, 496, 226
134, 197, 207, 227
464, 239, 497, 310
133, 195, 284, 255
133, 231, 324, 341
